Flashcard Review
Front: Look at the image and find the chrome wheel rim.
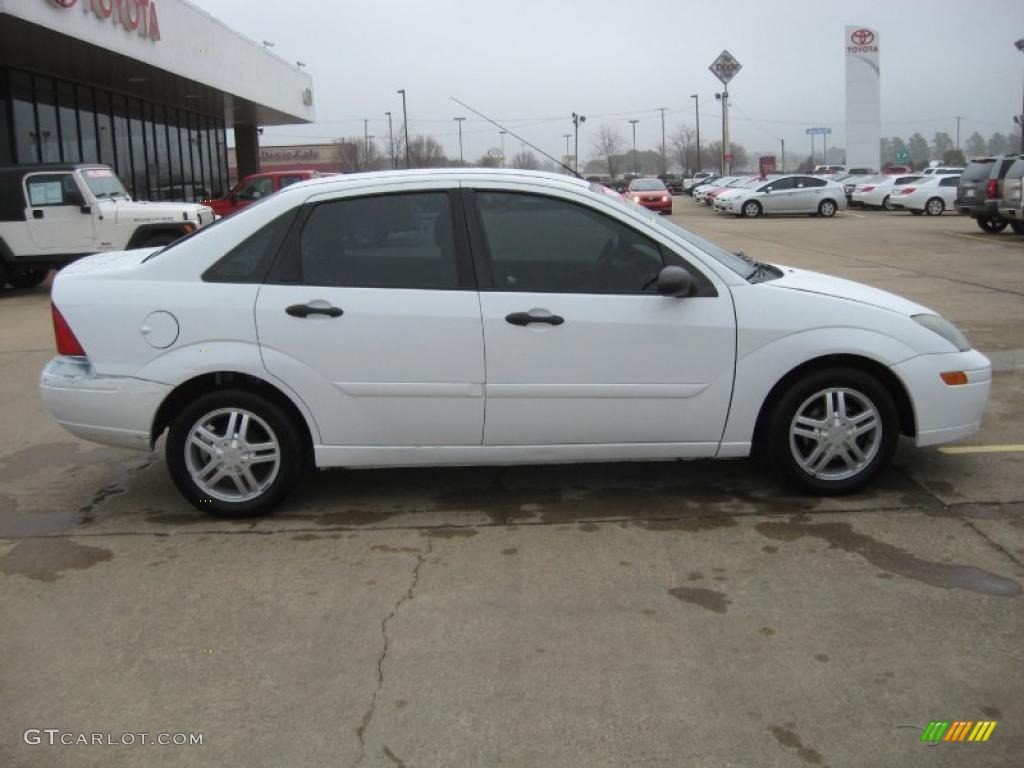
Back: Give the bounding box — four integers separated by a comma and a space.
821, 202, 835, 216
744, 202, 759, 217
927, 199, 943, 215
789, 388, 881, 481
185, 408, 281, 502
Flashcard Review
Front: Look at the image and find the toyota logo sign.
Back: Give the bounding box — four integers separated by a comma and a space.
850, 29, 874, 46
49, 0, 162, 41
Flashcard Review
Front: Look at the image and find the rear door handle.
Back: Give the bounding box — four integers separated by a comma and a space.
505, 311, 564, 326
285, 303, 344, 318
32, 209, 44, 219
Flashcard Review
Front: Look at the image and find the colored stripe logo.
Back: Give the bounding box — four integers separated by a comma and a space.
921, 721, 996, 743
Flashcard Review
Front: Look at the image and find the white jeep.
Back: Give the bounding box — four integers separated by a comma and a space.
0, 164, 214, 289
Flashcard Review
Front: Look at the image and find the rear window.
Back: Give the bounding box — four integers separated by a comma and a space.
962, 161, 996, 181
1006, 159, 1024, 180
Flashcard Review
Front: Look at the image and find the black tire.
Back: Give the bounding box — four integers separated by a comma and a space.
882, 195, 894, 212
166, 388, 306, 516
0, 258, 9, 289
1010, 220, 1024, 235
817, 199, 837, 218
742, 200, 762, 218
977, 217, 1007, 234
910, 209, 924, 216
143, 232, 180, 248
8, 267, 48, 289
924, 197, 944, 216
766, 367, 899, 495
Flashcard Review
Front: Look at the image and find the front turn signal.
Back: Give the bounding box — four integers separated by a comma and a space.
940, 371, 968, 386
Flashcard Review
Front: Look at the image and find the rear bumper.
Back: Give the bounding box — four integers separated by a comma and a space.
891, 349, 992, 448
40, 357, 168, 451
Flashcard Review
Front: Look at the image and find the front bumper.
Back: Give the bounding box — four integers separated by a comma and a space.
635, 199, 672, 213
892, 349, 992, 447
40, 357, 169, 451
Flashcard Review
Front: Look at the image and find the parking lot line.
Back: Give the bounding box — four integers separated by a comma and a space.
944, 231, 1023, 246
937, 444, 1024, 455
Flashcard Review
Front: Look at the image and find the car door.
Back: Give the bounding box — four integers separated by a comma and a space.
254, 186, 486, 446
939, 175, 960, 207
759, 177, 795, 213
23, 172, 94, 250
793, 176, 828, 211
466, 186, 736, 451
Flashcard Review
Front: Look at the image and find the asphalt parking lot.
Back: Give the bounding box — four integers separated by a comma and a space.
1, 204, 1022, 767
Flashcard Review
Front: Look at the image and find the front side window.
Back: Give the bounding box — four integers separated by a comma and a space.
236, 177, 274, 201
279, 175, 306, 188
299, 192, 460, 289
762, 177, 795, 193
25, 174, 78, 207
475, 191, 664, 294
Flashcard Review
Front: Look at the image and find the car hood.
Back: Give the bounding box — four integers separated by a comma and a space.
112, 201, 212, 224
764, 266, 931, 316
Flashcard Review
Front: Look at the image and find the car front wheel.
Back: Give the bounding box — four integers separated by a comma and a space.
767, 368, 898, 494
742, 200, 762, 218
8, 267, 49, 289
882, 195, 894, 211
166, 389, 306, 516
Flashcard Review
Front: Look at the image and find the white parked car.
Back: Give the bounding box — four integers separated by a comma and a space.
40, 169, 991, 515
713, 175, 846, 218
851, 175, 923, 210
888, 174, 961, 216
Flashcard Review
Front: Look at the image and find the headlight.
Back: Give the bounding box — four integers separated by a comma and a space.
662, 195, 670, 202
912, 314, 971, 352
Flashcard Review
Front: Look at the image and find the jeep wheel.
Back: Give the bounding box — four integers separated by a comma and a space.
142, 232, 180, 248
977, 217, 1007, 234
8, 267, 48, 290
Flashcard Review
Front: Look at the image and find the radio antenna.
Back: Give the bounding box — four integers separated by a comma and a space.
450, 96, 583, 179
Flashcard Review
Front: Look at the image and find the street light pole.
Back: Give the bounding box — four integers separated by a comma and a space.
453, 117, 465, 165
658, 107, 666, 175
628, 119, 639, 174
563, 133, 572, 168
722, 89, 730, 175
499, 130, 507, 167
385, 111, 395, 170
397, 89, 410, 168
690, 94, 700, 174
572, 112, 586, 173
363, 119, 374, 168
780, 139, 785, 173
1016, 39, 1024, 152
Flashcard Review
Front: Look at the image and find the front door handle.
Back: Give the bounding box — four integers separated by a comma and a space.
505, 311, 564, 326
32, 209, 44, 220
285, 303, 344, 318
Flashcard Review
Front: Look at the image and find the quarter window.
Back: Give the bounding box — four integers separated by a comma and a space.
474, 191, 664, 294
298, 192, 461, 289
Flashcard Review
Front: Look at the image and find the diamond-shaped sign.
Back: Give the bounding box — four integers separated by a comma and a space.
709, 50, 742, 86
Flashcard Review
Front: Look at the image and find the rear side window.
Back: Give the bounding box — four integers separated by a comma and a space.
203, 210, 296, 283
962, 161, 995, 181
998, 157, 1021, 179
298, 192, 462, 290
939, 176, 960, 187
800, 177, 827, 188
1006, 160, 1024, 180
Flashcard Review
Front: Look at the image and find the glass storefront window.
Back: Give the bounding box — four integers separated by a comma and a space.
57, 80, 80, 163
94, 90, 114, 167
110, 94, 131, 192
152, 106, 171, 199
34, 76, 60, 163
215, 122, 228, 197
11, 70, 37, 163
129, 98, 147, 200
77, 86, 98, 163
167, 110, 183, 200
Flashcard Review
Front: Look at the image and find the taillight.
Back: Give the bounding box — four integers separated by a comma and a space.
987, 179, 999, 199
862, 185, 875, 192
901, 187, 916, 195
51, 304, 86, 357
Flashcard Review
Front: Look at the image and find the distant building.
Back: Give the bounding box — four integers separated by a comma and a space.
227, 142, 353, 184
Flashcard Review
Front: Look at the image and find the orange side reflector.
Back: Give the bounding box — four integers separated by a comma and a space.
940, 371, 968, 386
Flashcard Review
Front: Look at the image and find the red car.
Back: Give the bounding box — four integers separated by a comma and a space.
626, 178, 672, 214
204, 170, 324, 217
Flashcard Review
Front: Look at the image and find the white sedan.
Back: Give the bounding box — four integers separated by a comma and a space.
41, 169, 991, 515
851, 174, 923, 210
888, 174, 961, 216
713, 175, 846, 217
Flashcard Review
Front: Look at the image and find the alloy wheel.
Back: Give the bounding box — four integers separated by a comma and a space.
184, 408, 281, 502
925, 198, 944, 216
788, 388, 881, 481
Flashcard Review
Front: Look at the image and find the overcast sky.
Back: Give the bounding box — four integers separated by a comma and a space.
195, 0, 1024, 163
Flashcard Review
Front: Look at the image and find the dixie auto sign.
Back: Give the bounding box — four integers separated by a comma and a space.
50, 0, 162, 42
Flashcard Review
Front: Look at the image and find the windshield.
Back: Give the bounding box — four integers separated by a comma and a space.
80, 167, 129, 199
630, 180, 666, 191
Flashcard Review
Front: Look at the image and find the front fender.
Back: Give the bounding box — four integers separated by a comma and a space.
719, 326, 919, 453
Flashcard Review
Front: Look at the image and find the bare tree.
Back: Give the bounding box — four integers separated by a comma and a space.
591, 125, 627, 179
394, 126, 449, 168
670, 125, 697, 173
476, 151, 502, 168
334, 138, 384, 172
511, 150, 540, 170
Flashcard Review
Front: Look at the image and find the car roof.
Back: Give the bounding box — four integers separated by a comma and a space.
277, 167, 593, 197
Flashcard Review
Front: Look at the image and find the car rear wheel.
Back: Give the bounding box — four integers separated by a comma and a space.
767, 367, 898, 494
166, 389, 306, 516
817, 199, 837, 218
1010, 221, 1024, 235
742, 200, 762, 218
924, 198, 944, 216
882, 195, 894, 211
8, 267, 48, 289
977, 217, 1008, 234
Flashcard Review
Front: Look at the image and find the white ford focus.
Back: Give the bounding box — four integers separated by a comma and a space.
41, 169, 991, 515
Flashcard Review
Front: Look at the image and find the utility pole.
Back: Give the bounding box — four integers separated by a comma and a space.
363, 119, 374, 169
563, 133, 572, 167
722, 90, 730, 175
955, 116, 963, 150
628, 119, 639, 174
572, 112, 586, 173
397, 89, 410, 168
658, 107, 667, 175
1017, 40, 1024, 152
453, 117, 466, 165
690, 94, 700, 174
499, 130, 507, 167
780, 139, 785, 172
385, 111, 396, 170
823, 129, 829, 164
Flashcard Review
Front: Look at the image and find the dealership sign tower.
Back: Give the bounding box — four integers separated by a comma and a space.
845, 25, 880, 172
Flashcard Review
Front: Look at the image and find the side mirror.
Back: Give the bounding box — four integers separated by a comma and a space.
656, 266, 695, 298
79, 205, 91, 214
764, 187, 773, 193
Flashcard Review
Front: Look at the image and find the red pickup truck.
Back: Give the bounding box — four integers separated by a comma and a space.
204, 170, 325, 217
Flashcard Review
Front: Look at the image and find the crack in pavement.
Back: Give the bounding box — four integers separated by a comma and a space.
353, 540, 433, 768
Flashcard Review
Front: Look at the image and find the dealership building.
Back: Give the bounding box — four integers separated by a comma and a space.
0, 0, 314, 200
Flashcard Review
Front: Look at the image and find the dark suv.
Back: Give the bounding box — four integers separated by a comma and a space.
956, 156, 1023, 233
